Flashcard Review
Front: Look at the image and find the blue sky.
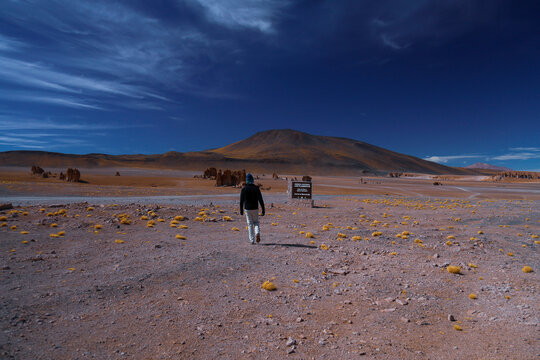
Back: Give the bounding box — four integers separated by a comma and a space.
1, 0, 539, 170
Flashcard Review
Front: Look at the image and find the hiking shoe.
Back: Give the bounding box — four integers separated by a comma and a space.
256, 234, 261, 243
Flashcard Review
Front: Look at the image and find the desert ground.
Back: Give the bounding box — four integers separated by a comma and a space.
1, 167, 539, 359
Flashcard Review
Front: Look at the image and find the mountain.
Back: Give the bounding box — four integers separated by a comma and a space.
465, 162, 512, 171
207, 129, 466, 174
0, 129, 484, 175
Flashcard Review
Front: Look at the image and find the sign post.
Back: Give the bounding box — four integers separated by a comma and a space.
288, 180, 314, 207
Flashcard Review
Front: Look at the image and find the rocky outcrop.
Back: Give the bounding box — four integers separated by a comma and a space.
115, 172, 121, 176
66, 168, 81, 182
31, 165, 44, 175
493, 171, 540, 181
388, 172, 402, 178
302, 175, 312, 182
215, 169, 246, 187
203, 167, 217, 179
272, 173, 279, 180
59, 172, 66, 180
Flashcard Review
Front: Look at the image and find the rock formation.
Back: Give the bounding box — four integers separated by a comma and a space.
203, 168, 217, 179
272, 173, 279, 180
302, 175, 312, 182
493, 171, 540, 180
115, 172, 121, 176
216, 170, 223, 186
66, 168, 81, 182
31, 165, 44, 175
215, 169, 246, 186
59, 172, 66, 180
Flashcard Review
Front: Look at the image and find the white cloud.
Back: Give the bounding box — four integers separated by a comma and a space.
192, 0, 289, 33
0, 116, 145, 131
509, 147, 540, 152
424, 155, 483, 164
491, 152, 540, 161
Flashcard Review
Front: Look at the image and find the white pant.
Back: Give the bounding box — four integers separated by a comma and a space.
245, 209, 260, 243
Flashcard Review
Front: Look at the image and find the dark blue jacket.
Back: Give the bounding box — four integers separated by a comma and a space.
240, 184, 265, 215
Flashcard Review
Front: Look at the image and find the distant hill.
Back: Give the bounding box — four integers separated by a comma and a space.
0, 129, 490, 175
465, 162, 512, 171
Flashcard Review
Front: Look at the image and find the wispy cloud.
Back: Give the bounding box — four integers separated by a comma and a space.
0, 116, 146, 131
509, 147, 540, 152
192, 0, 290, 33
0, 92, 103, 110
0, 1, 222, 111
492, 152, 540, 161
424, 155, 484, 164
381, 34, 409, 50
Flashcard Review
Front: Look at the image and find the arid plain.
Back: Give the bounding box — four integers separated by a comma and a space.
1, 167, 539, 359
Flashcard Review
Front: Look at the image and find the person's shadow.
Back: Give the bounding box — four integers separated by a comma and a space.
259, 243, 317, 249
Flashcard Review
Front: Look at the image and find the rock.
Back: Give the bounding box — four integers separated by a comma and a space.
295, 317, 303, 323
287, 346, 296, 354
396, 299, 408, 306
0, 204, 13, 211
286, 337, 296, 346
400, 317, 410, 323
448, 315, 456, 322
31, 165, 44, 175
66, 168, 81, 182
380, 308, 396, 312
432, 253, 440, 259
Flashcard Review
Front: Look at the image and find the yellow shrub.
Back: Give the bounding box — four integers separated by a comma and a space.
223, 216, 232, 221
320, 244, 329, 250
178, 225, 188, 229
305, 232, 314, 238
446, 265, 461, 274
175, 235, 187, 240
468, 293, 477, 299
522, 266, 533, 273
232, 227, 240, 231
261, 281, 277, 291
174, 215, 185, 221
0, 216, 7, 221
114, 239, 125, 244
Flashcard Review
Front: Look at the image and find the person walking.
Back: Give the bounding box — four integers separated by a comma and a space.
240, 173, 265, 244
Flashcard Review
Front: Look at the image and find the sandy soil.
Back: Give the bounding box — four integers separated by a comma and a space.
1, 193, 539, 359
1, 167, 540, 200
